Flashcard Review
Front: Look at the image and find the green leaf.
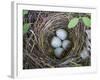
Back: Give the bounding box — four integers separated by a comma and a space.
23, 23, 30, 34
82, 17, 91, 27
23, 10, 28, 15
68, 18, 79, 29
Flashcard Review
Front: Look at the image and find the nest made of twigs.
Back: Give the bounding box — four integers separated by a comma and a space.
23, 11, 90, 69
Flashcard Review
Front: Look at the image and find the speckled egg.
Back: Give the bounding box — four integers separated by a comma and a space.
54, 47, 64, 58
62, 40, 71, 50
56, 29, 67, 40
51, 36, 62, 48
80, 48, 89, 59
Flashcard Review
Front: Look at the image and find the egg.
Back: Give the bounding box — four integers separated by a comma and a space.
80, 48, 89, 59
62, 40, 71, 50
54, 47, 64, 58
51, 36, 62, 48
56, 29, 67, 40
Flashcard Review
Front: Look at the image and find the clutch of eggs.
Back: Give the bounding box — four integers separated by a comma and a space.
51, 29, 71, 58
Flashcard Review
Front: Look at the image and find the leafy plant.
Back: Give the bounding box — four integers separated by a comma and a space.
82, 17, 91, 27
23, 23, 30, 34
23, 10, 28, 15
68, 18, 79, 29
68, 17, 91, 29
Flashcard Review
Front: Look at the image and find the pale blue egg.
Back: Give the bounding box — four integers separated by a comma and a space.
80, 48, 89, 59
51, 36, 62, 48
56, 29, 67, 40
62, 40, 71, 50
54, 47, 64, 58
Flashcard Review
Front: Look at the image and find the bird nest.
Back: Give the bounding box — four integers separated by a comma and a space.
23, 11, 91, 69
